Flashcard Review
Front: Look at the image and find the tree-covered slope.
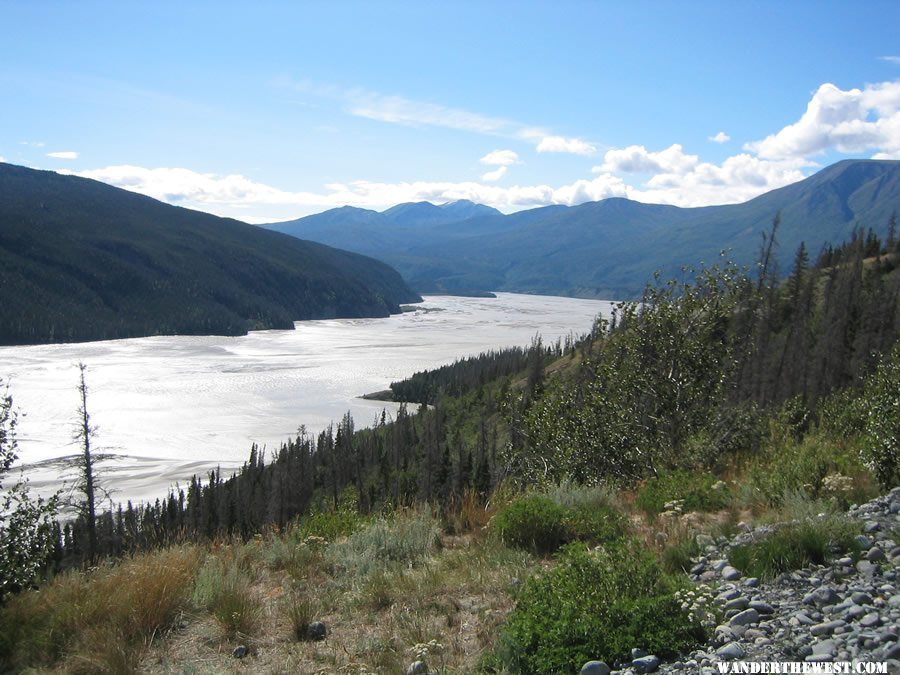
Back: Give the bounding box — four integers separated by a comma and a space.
266, 160, 900, 298
0, 163, 421, 345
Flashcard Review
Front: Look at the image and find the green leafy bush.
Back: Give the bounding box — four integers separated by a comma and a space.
860, 345, 900, 488
491, 495, 569, 555
491, 493, 625, 555
497, 543, 704, 673
728, 516, 861, 580
634, 470, 731, 516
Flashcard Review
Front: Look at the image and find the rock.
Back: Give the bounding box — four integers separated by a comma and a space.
631, 648, 647, 659
581, 661, 611, 675
857, 560, 879, 576
864, 521, 881, 533
406, 661, 428, 675
749, 601, 775, 615
305, 621, 328, 641
716, 642, 745, 660
232, 645, 249, 659
852, 591, 874, 605
728, 608, 760, 627
804, 588, 839, 606
860, 612, 882, 628
867, 546, 887, 562
743, 577, 760, 588
721, 566, 742, 581
810, 620, 847, 636
632, 655, 660, 673
884, 642, 900, 660
856, 535, 874, 549
811, 639, 837, 656
723, 597, 750, 611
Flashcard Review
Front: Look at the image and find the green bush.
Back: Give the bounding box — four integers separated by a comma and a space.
296, 507, 369, 542
491, 493, 624, 556
498, 543, 704, 673
634, 470, 731, 516
746, 433, 872, 508
860, 345, 900, 489
491, 495, 569, 555
728, 516, 862, 580
325, 508, 440, 577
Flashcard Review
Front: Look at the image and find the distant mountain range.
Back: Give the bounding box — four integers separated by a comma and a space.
266, 160, 900, 298
0, 163, 420, 345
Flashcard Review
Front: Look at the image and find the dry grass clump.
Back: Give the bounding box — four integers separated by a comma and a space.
0, 545, 201, 673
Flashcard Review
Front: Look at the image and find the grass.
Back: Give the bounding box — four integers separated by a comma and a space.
728, 515, 863, 580
192, 547, 261, 639
0, 545, 200, 673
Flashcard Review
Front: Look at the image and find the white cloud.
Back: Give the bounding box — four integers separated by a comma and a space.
536, 135, 596, 156
746, 81, 900, 160
596, 144, 699, 175
347, 93, 512, 135
709, 131, 731, 144
481, 166, 508, 182
480, 149, 519, 166
47, 151, 79, 159
880, 56, 900, 65
0, 155, 6, 163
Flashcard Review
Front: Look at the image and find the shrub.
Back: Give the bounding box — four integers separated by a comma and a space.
326, 508, 440, 577
634, 470, 731, 516
491, 495, 569, 555
498, 543, 704, 673
296, 507, 369, 542
745, 433, 874, 509
860, 345, 900, 488
728, 516, 862, 580
491, 491, 626, 556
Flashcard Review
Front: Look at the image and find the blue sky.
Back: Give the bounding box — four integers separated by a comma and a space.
1, 0, 899, 222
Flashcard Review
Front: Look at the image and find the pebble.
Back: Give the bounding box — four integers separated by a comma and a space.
648, 490, 900, 674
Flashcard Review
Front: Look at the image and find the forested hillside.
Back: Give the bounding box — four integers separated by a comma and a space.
2, 225, 899, 674
45, 225, 900, 563
267, 160, 900, 298
0, 163, 421, 345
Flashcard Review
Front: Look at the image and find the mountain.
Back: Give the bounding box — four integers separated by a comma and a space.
265, 160, 900, 298
0, 163, 421, 345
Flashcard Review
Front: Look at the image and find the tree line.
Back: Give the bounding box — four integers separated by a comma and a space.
2, 220, 898, 591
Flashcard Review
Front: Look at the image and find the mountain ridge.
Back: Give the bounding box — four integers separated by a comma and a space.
0, 163, 421, 346
265, 159, 900, 298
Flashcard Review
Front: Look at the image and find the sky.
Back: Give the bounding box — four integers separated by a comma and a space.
1, 0, 899, 223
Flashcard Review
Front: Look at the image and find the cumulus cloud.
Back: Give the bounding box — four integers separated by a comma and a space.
746, 81, 900, 160
47, 151, 79, 159
536, 135, 596, 155
596, 144, 699, 176
481, 166, 508, 182
480, 149, 519, 166
709, 131, 731, 144
0, 155, 6, 163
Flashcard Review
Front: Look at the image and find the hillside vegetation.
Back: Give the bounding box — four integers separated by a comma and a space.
0, 163, 421, 345
0, 226, 898, 673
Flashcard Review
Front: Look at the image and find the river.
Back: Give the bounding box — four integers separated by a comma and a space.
0, 293, 615, 504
